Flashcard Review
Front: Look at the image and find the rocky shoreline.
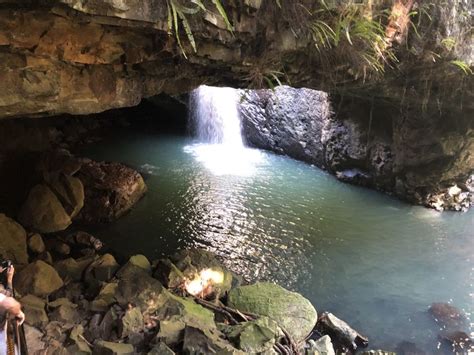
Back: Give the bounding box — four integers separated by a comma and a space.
0, 216, 394, 354
1, 217, 472, 354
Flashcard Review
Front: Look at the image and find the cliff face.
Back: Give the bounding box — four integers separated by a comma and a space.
0, 0, 471, 118
240, 86, 473, 211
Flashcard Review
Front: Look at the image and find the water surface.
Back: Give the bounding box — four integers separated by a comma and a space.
81, 128, 473, 353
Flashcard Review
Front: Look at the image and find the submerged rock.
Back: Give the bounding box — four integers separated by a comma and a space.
315, 312, 368, 351
228, 282, 318, 343
428, 302, 467, 329
438, 330, 473, 353
0, 213, 28, 265
76, 160, 147, 224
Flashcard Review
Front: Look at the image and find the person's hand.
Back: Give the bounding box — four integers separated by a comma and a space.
6, 265, 14, 284
15, 310, 25, 326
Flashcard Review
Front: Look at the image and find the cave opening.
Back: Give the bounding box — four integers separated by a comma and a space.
0, 85, 472, 355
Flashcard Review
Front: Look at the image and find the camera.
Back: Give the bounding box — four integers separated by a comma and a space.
0, 260, 12, 269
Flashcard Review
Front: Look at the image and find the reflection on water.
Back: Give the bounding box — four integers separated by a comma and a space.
81, 130, 474, 353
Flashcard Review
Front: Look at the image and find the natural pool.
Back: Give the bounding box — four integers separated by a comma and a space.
80, 127, 473, 353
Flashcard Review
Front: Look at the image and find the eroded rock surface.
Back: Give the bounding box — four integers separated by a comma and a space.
240, 86, 474, 211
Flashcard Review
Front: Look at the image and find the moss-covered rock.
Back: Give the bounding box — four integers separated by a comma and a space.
228, 282, 317, 343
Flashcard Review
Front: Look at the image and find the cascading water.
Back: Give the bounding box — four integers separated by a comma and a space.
190, 85, 244, 147
185, 85, 264, 176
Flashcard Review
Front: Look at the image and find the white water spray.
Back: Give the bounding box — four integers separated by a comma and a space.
185, 85, 264, 176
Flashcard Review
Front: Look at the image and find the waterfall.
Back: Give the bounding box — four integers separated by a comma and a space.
185, 85, 263, 176
190, 85, 244, 147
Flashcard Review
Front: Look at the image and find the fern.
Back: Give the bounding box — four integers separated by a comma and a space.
166, 0, 233, 57
450, 60, 473, 75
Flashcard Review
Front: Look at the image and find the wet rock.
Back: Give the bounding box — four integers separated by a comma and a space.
228, 282, 317, 342
127, 254, 151, 271
24, 324, 47, 354
307, 335, 335, 355
15, 260, 64, 297
120, 306, 144, 338
361, 351, 396, 355
315, 312, 368, 351
428, 302, 467, 329
153, 258, 185, 289
222, 316, 283, 353
438, 330, 473, 353
94, 340, 135, 355
0, 214, 28, 265
76, 160, 147, 224
156, 318, 185, 346
147, 342, 175, 355
20, 294, 48, 327
28, 233, 45, 254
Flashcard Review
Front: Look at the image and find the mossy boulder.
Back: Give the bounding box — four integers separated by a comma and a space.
228, 282, 317, 343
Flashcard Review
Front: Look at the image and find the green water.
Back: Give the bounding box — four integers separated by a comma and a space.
81, 128, 473, 353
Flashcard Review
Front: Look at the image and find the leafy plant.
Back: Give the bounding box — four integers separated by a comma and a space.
450, 60, 473, 75
166, 0, 233, 57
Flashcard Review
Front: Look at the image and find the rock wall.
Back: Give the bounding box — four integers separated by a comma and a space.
240, 86, 474, 211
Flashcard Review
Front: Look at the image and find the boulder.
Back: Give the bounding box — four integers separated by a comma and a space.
85, 253, 119, 282
91, 282, 118, 312
120, 306, 144, 338
15, 260, 64, 297
94, 340, 135, 355
20, 294, 48, 327
315, 312, 368, 351
54, 257, 91, 282
28, 233, 45, 254
48, 175, 84, 218
48, 298, 81, 324
18, 184, 72, 233
0, 214, 28, 265
24, 325, 47, 354
165, 249, 233, 298
76, 160, 147, 223
68, 325, 92, 354
307, 335, 336, 355
228, 282, 317, 342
